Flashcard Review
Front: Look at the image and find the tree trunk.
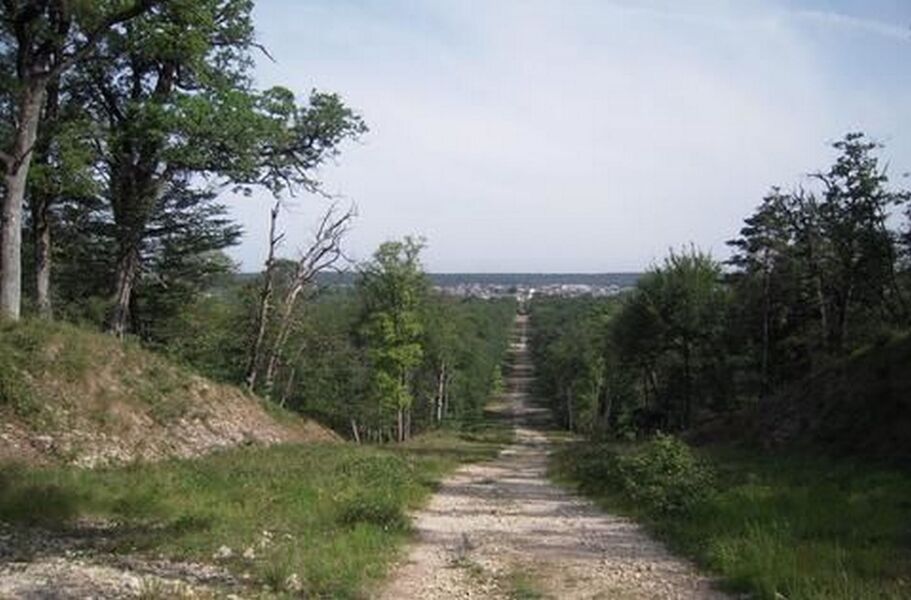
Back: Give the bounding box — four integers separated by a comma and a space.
442, 374, 451, 420
1, 84, 46, 321
30, 78, 60, 320
105, 160, 168, 337
682, 342, 693, 429
350, 419, 361, 444
838, 285, 852, 354
31, 191, 52, 319
244, 201, 281, 391
760, 258, 771, 397
435, 362, 446, 424
264, 284, 304, 397
279, 366, 296, 408
601, 387, 613, 433
108, 242, 141, 337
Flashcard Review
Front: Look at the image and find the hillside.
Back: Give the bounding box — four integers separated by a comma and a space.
759, 333, 911, 462
0, 320, 336, 467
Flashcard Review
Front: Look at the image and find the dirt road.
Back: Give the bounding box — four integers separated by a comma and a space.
378, 315, 727, 599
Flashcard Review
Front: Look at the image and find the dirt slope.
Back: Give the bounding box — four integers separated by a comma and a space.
378, 316, 726, 599
0, 320, 336, 467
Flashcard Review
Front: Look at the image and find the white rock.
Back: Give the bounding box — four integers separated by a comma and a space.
285, 572, 303, 592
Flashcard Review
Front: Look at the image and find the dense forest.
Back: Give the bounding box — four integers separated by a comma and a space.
532, 132, 911, 445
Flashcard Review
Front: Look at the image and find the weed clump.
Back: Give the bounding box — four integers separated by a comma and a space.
615, 434, 716, 515
564, 434, 715, 516
0, 354, 36, 416
335, 491, 407, 530
334, 453, 411, 529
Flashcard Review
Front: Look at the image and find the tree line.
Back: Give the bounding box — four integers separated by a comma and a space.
1, 2, 516, 442
532, 133, 911, 436
155, 237, 516, 442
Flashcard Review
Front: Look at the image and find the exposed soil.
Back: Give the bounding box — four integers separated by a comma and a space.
0, 321, 339, 468
378, 315, 728, 599
0, 377, 337, 468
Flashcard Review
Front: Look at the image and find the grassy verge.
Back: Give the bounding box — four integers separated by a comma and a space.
0, 417, 512, 598
550, 438, 911, 600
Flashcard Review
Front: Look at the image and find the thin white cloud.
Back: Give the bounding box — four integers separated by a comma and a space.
792, 9, 911, 41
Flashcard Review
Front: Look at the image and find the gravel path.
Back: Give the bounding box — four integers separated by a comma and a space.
378, 315, 728, 600
0, 521, 237, 599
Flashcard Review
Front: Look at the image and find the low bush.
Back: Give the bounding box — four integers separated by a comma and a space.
335, 491, 407, 530
561, 434, 715, 516
614, 434, 716, 515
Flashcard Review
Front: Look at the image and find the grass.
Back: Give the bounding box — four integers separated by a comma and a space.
0, 318, 196, 427
503, 568, 547, 599
551, 440, 911, 599
0, 416, 512, 598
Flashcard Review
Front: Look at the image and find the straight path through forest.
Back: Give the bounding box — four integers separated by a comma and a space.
378, 314, 727, 599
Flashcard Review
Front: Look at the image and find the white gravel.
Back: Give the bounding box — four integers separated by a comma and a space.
378, 316, 729, 599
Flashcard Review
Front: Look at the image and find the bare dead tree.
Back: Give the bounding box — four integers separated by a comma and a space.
244, 200, 284, 391
262, 203, 356, 397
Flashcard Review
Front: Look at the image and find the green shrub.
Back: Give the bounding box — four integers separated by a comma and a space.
0, 469, 81, 525
564, 435, 715, 516
0, 352, 36, 416
335, 491, 407, 530
616, 434, 716, 515
333, 452, 411, 530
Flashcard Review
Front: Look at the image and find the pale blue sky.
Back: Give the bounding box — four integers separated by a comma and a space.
226, 0, 911, 272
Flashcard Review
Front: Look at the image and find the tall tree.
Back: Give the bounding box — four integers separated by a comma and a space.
72, 1, 366, 335
613, 249, 728, 429
812, 133, 909, 350
357, 237, 427, 442
25, 74, 97, 318
0, 0, 160, 320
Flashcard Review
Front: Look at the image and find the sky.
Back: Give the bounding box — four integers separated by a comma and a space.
224, 0, 911, 273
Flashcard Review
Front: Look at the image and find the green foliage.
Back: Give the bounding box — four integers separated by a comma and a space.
612, 435, 716, 515
0, 426, 509, 597
553, 442, 911, 599
0, 474, 80, 526
532, 249, 730, 437
560, 436, 715, 516
8, 0, 367, 335
332, 453, 411, 529
357, 238, 428, 427
534, 134, 911, 441
0, 351, 36, 417
530, 296, 618, 434
335, 491, 408, 530
0, 318, 202, 429
728, 133, 910, 386
152, 264, 515, 443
